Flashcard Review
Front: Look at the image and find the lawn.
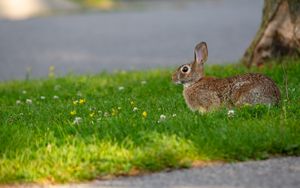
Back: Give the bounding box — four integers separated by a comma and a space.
0, 59, 300, 184
71, 0, 118, 9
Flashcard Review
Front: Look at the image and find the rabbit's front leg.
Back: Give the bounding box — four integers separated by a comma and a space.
184, 88, 220, 113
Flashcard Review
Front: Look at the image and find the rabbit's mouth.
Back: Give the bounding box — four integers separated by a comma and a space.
174, 80, 193, 88
173, 78, 186, 85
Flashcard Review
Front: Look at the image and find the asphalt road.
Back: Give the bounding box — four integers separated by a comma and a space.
0, 0, 263, 80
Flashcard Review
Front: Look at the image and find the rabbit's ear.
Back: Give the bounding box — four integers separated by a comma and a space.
194, 42, 208, 64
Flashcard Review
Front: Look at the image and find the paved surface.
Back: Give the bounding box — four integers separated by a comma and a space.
13, 157, 299, 188
0, 0, 263, 80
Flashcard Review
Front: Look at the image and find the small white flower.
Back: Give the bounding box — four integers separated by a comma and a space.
73, 117, 82, 125
104, 112, 109, 117
160, 114, 166, 120
158, 114, 166, 123
22, 90, 27, 94
141, 80, 147, 85
172, 114, 177, 117
53, 95, 59, 99
118, 86, 124, 91
227, 110, 235, 117
16, 100, 22, 105
133, 107, 138, 112
26, 99, 32, 104
40, 96, 46, 100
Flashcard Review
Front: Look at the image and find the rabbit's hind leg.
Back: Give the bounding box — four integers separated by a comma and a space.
234, 87, 275, 106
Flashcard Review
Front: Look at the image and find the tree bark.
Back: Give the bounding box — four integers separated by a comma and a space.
243, 0, 300, 67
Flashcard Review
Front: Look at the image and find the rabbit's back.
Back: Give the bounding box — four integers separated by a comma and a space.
228, 73, 280, 106
183, 73, 280, 112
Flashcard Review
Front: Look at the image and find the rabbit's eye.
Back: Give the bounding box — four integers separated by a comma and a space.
182, 66, 189, 73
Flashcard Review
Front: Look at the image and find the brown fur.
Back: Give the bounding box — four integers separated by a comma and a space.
172, 42, 281, 112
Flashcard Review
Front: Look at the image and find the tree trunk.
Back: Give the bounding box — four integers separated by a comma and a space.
243, 0, 300, 67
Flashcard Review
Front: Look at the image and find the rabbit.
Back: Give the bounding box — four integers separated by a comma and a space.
172, 42, 281, 113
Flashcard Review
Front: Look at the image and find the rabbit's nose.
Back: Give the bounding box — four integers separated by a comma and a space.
172, 74, 181, 84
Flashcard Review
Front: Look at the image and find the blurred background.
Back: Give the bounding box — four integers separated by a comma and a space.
0, 0, 263, 80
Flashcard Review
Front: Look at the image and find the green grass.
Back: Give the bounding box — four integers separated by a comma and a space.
71, 0, 118, 9
0, 59, 300, 184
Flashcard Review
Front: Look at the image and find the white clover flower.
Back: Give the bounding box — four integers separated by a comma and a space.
141, 80, 147, 85
53, 95, 59, 99
73, 117, 82, 125
16, 100, 22, 105
172, 114, 177, 117
158, 114, 166, 123
133, 107, 138, 112
227, 110, 235, 117
26, 99, 32, 104
22, 90, 27, 94
40, 96, 46, 100
160, 114, 166, 120
118, 86, 124, 91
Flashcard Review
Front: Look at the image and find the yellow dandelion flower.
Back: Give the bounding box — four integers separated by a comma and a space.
142, 111, 147, 118
111, 108, 117, 116
79, 99, 86, 104
89, 112, 95, 117
70, 110, 76, 116
73, 100, 78, 105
